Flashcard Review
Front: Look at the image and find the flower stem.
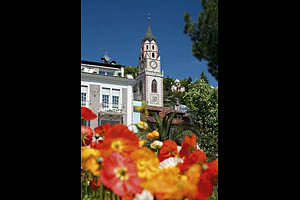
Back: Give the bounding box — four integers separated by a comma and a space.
99, 182, 104, 200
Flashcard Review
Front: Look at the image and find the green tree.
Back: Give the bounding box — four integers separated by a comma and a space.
200, 71, 209, 84
183, 78, 218, 161
180, 77, 193, 93
163, 76, 175, 106
184, 0, 218, 80
124, 66, 139, 79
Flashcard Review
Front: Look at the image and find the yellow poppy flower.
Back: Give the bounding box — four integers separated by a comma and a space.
136, 121, 149, 131
139, 139, 146, 147
81, 148, 101, 176
151, 130, 159, 138
130, 147, 160, 180
146, 132, 155, 140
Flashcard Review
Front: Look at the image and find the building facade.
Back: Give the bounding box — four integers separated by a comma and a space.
81, 60, 136, 131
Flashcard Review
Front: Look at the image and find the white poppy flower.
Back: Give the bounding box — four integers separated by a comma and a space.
150, 140, 163, 149
159, 157, 183, 169
134, 190, 153, 200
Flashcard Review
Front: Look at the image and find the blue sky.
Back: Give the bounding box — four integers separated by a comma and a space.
81, 0, 218, 87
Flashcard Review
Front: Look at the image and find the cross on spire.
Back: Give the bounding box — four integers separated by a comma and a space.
147, 12, 151, 23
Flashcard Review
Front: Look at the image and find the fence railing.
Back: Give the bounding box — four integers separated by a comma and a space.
100, 103, 124, 113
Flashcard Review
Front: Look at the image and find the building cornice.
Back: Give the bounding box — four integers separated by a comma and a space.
81, 72, 136, 86
81, 60, 124, 69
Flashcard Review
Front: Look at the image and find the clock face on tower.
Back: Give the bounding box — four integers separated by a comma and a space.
150, 60, 157, 69
151, 95, 158, 104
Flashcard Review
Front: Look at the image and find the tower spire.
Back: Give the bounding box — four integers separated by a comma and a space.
143, 12, 156, 42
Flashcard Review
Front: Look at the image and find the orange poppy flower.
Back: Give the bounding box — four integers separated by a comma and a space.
179, 134, 197, 158
140, 166, 198, 200
81, 107, 97, 120
130, 147, 160, 180
94, 123, 111, 137
100, 151, 143, 197
158, 140, 178, 162
98, 124, 139, 159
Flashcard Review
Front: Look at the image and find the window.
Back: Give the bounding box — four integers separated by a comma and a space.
81, 86, 87, 106
99, 71, 105, 75
81, 119, 90, 127
102, 88, 110, 108
139, 80, 143, 93
146, 45, 149, 50
100, 119, 121, 126
152, 53, 155, 58
152, 45, 154, 50
112, 89, 120, 109
151, 79, 157, 93
107, 72, 113, 76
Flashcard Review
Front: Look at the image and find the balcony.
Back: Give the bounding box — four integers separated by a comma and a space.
99, 103, 125, 115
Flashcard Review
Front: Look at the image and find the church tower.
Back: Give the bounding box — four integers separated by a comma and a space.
136, 14, 163, 107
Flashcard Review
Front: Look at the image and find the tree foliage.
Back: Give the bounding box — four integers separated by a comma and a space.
184, 0, 218, 80
183, 78, 218, 161
124, 66, 139, 79
200, 71, 209, 84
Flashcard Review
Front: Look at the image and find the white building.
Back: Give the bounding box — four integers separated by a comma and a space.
81, 60, 136, 131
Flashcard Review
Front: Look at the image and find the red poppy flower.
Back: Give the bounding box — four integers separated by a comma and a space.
91, 177, 101, 191
177, 149, 207, 173
98, 124, 139, 159
206, 160, 218, 185
94, 123, 111, 137
158, 140, 178, 162
196, 174, 213, 200
81, 107, 97, 120
90, 140, 103, 149
179, 134, 197, 158
196, 160, 218, 200
100, 151, 143, 197
81, 125, 93, 146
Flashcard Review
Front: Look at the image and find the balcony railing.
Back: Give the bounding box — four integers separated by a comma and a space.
100, 103, 124, 113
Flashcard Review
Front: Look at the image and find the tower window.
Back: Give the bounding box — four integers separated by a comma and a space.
146, 45, 149, 50
151, 79, 157, 93
152, 45, 154, 50
152, 53, 155, 58
139, 80, 143, 94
